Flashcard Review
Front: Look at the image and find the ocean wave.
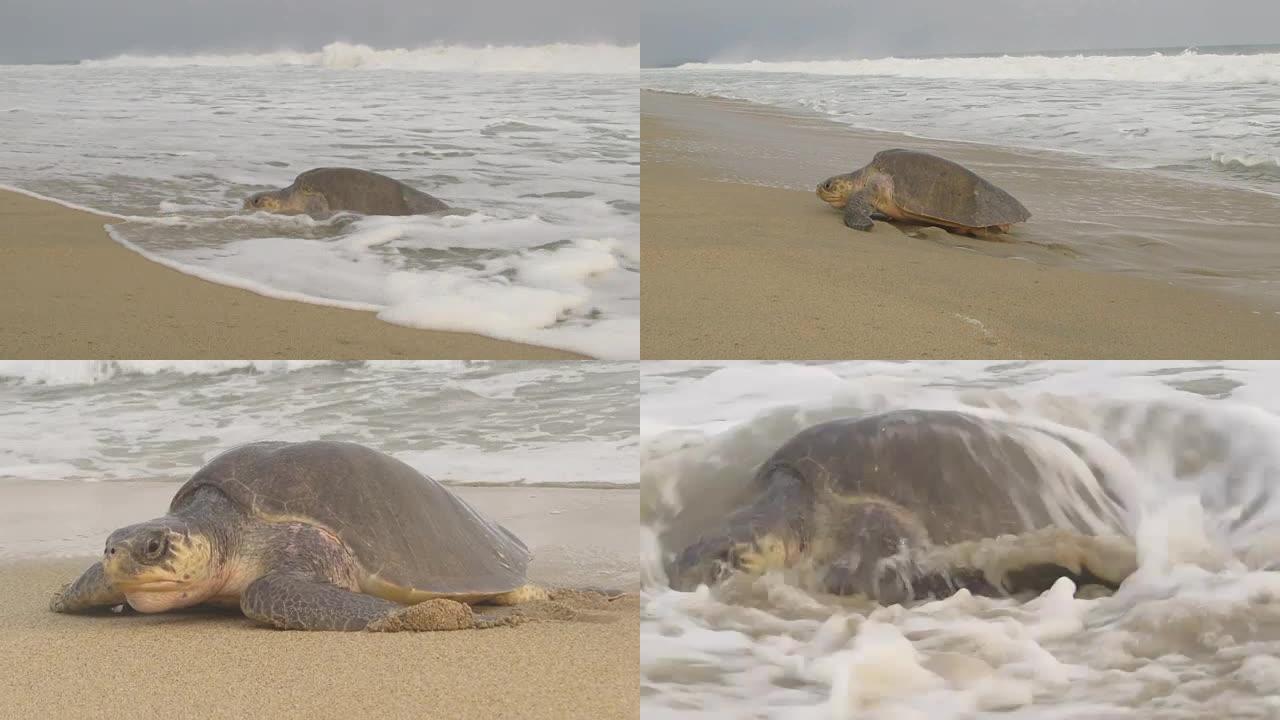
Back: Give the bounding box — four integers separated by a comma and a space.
80, 41, 639, 73
677, 50, 1280, 83
0, 360, 478, 386
0, 360, 334, 385
1211, 151, 1280, 174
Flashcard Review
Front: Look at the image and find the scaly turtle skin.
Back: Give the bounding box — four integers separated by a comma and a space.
244, 167, 456, 218
50, 441, 549, 631
817, 149, 1031, 235
667, 410, 1136, 604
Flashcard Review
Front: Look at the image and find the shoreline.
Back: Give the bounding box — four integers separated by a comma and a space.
640, 90, 1280, 309
641, 90, 1280, 359
0, 188, 585, 360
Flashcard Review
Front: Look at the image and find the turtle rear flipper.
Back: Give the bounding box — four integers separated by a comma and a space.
50, 561, 126, 614
870, 528, 1137, 604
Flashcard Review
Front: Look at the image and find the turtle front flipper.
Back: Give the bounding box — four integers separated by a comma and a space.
241, 573, 484, 632
842, 190, 876, 231
50, 561, 126, 614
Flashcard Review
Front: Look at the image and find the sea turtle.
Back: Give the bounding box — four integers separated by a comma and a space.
49, 441, 551, 631
666, 410, 1136, 604
816, 149, 1031, 235
244, 167, 456, 218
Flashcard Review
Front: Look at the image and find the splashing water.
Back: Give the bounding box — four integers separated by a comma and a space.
641, 361, 1280, 719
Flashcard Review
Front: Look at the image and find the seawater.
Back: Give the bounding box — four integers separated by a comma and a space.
641, 361, 1280, 719
645, 45, 1280, 198
0, 42, 639, 358
0, 360, 638, 487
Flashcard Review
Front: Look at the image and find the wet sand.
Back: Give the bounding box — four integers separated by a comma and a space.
0, 189, 582, 360
641, 91, 1280, 359
0, 483, 638, 718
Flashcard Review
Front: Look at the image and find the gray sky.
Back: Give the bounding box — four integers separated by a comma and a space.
642, 0, 1280, 66
0, 0, 637, 64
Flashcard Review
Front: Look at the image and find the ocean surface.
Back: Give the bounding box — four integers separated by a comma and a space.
645, 45, 1280, 198
0, 43, 639, 358
0, 360, 638, 487
641, 361, 1280, 718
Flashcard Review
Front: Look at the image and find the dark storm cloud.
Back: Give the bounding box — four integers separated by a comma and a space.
640, 0, 1280, 66
0, 0, 637, 64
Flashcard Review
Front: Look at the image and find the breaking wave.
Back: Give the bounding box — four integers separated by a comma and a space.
81, 41, 639, 73
1211, 151, 1280, 175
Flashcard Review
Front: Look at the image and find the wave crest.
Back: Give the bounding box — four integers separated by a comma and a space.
677, 50, 1280, 84
81, 41, 639, 73
1211, 151, 1280, 174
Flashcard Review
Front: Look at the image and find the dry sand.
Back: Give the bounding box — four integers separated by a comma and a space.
0, 484, 638, 719
641, 91, 1280, 359
0, 189, 582, 360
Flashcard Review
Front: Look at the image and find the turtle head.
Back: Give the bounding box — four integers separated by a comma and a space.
244, 190, 285, 213
101, 517, 223, 613
668, 514, 806, 591
244, 187, 329, 217
668, 533, 739, 591
668, 530, 805, 591
668, 469, 812, 591
817, 172, 863, 208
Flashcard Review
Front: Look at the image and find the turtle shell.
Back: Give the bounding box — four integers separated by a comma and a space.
751, 410, 1123, 544
869, 149, 1031, 228
293, 167, 449, 216
170, 441, 529, 596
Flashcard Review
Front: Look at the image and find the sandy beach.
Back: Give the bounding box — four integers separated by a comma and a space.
0, 482, 638, 718
641, 91, 1280, 359
0, 189, 582, 360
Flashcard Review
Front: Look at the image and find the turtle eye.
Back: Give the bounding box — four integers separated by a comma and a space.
142, 535, 167, 559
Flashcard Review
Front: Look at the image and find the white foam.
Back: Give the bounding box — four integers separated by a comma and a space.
80, 41, 639, 74
681, 50, 1280, 84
